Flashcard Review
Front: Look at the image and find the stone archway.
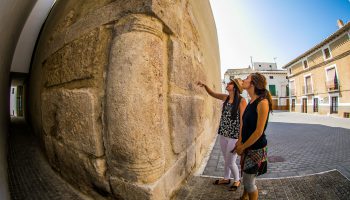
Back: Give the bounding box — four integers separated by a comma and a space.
29, 1, 221, 199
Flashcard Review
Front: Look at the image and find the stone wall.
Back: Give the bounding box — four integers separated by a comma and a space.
29, 0, 221, 199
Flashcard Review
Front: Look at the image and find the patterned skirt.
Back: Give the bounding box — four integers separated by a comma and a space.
241, 146, 268, 176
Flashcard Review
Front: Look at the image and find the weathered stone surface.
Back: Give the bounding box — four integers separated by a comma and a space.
109, 177, 152, 200
195, 136, 204, 167
169, 36, 206, 92
106, 14, 165, 184
186, 142, 196, 173
151, 0, 183, 35
110, 152, 189, 200
41, 89, 104, 157
43, 135, 110, 197
169, 94, 204, 154
43, 28, 102, 87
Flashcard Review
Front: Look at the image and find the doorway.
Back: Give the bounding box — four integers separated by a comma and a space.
330, 96, 338, 114
313, 98, 318, 112
302, 98, 307, 113
291, 99, 295, 112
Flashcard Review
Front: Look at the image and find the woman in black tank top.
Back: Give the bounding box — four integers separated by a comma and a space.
235, 72, 272, 200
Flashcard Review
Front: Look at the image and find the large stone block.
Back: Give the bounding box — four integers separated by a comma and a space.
151, 0, 183, 35
41, 88, 104, 157
110, 178, 152, 200
43, 135, 110, 197
169, 37, 206, 92
110, 152, 188, 200
169, 94, 204, 154
43, 27, 110, 87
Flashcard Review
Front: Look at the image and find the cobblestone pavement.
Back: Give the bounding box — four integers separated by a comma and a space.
202, 111, 350, 179
174, 170, 350, 200
8, 118, 90, 200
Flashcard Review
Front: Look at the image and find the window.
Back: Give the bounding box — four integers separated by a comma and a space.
269, 76, 274, 79
289, 68, 292, 74
326, 67, 338, 90
289, 81, 295, 96
323, 48, 331, 60
259, 65, 262, 67
305, 76, 312, 94
326, 68, 336, 80
269, 65, 272, 68
12, 88, 14, 94
269, 85, 276, 96
303, 60, 308, 69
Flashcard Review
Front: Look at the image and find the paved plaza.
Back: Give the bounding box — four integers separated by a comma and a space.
7, 112, 350, 199
174, 170, 350, 200
202, 111, 350, 179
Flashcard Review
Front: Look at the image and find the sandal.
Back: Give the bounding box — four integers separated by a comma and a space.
229, 181, 240, 191
212, 179, 231, 185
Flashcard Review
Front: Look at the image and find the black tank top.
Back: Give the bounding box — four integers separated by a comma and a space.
242, 98, 269, 150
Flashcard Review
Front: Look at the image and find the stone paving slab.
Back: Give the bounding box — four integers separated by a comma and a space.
174, 170, 350, 200
7, 118, 90, 200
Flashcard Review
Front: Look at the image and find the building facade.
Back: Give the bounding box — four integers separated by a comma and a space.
283, 20, 350, 118
224, 63, 288, 110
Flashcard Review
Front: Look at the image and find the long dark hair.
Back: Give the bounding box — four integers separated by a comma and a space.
223, 80, 242, 117
250, 72, 273, 113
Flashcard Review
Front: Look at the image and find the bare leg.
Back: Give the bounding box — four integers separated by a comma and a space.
248, 189, 258, 200
242, 173, 257, 200
240, 190, 249, 200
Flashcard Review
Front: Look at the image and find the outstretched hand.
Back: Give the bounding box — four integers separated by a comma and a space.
197, 81, 206, 87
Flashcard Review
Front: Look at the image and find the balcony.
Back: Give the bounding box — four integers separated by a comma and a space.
302, 85, 313, 95
326, 80, 339, 92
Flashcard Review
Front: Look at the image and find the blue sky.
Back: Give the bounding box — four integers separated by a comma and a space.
209, 0, 350, 78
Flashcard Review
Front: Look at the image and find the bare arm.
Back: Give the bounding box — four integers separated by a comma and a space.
240, 99, 269, 150
197, 81, 227, 101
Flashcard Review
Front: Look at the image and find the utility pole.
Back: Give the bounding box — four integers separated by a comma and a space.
250, 56, 253, 69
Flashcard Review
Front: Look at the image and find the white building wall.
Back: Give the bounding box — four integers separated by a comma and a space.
265, 73, 288, 106
223, 68, 288, 106
253, 62, 277, 71
10, 87, 17, 116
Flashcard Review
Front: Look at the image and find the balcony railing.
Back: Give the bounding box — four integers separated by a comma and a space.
302, 85, 313, 95
326, 80, 339, 91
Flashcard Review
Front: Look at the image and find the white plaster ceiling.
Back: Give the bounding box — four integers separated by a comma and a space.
10, 0, 55, 73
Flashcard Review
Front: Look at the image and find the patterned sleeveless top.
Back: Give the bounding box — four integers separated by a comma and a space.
217, 99, 240, 139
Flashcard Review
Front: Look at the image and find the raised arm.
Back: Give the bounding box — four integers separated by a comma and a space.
197, 81, 227, 101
